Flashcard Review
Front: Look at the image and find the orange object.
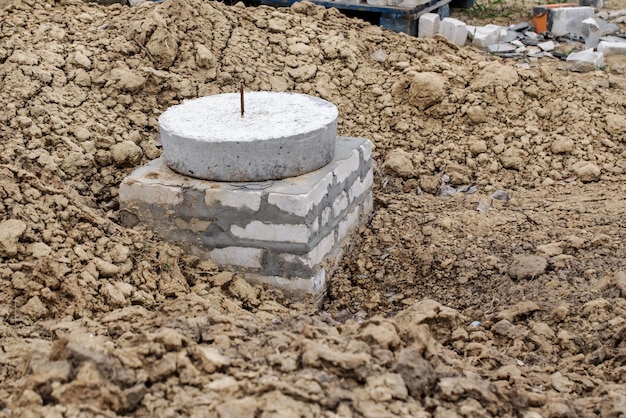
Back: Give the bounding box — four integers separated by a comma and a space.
532, 3, 577, 34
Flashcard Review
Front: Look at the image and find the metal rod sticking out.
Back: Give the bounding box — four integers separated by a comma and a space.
240, 82, 244, 118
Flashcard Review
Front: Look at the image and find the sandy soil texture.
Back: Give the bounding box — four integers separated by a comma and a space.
1, 0, 625, 416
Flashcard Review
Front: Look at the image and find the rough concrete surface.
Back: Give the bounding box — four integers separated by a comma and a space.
1, 0, 626, 417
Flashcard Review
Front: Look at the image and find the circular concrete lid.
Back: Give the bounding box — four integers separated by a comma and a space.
158, 92, 338, 182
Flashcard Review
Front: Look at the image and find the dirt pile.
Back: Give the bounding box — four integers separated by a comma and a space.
1, 0, 626, 416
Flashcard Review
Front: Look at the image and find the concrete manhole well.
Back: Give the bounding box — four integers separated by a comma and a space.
120, 92, 372, 305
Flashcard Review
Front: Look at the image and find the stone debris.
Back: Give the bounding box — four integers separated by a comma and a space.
418, 13, 440, 38
548, 6, 595, 37
414, 2, 626, 66
439, 17, 468, 47
566, 48, 605, 71
469, 24, 502, 48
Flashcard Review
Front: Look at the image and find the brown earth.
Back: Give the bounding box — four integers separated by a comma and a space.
1, 0, 626, 416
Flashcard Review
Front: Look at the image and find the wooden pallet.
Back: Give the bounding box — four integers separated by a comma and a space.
255, 0, 453, 36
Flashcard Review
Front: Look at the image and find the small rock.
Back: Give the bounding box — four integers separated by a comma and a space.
0, 219, 26, 257
111, 141, 143, 167
370, 49, 387, 63
392, 346, 437, 398
383, 148, 415, 178
419, 174, 441, 194
490, 190, 511, 201
538, 40, 556, 51
30, 242, 52, 258
605, 114, 626, 138
566, 49, 604, 72
154, 328, 186, 351
359, 317, 401, 350
572, 161, 601, 182
101, 282, 128, 307
94, 257, 120, 277
19, 296, 49, 319
551, 137, 575, 154
508, 255, 547, 280
408, 72, 446, 110
191, 345, 231, 373
487, 43, 517, 54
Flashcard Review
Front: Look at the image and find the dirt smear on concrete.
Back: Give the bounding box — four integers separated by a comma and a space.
1, 0, 626, 416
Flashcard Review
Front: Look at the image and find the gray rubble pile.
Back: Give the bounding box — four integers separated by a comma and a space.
419, 3, 626, 71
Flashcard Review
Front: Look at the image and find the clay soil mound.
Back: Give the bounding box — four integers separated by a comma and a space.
1, 0, 626, 416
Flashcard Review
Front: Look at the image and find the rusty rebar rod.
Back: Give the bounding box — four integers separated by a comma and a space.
240, 82, 244, 118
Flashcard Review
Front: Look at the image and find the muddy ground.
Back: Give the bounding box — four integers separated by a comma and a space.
1, 0, 626, 416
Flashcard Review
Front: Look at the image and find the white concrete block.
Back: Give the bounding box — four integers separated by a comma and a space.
549, 6, 594, 37
566, 48, 604, 68
231, 221, 309, 243
332, 191, 349, 218
334, 151, 360, 185
471, 25, 502, 48
418, 13, 440, 38
439, 18, 468, 47
268, 171, 333, 216
359, 139, 372, 163
208, 246, 263, 269
308, 232, 336, 266
365, 0, 386, 5
582, 17, 601, 48
119, 182, 183, 205
348, 169, 374, 203
321, 206, 332, 227
205, 189, 262, 211
338, 205, 361, 244
597, 41, 626, 56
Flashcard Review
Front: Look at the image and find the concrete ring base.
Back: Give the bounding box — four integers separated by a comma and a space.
158, 92, 338, 182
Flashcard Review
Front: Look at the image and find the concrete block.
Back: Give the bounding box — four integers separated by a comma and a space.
488, 43, 517, 54
333, 151, 361, 185
582, 17, 601, 48
365, 0, 386, 5
566, 48, 604, 70
231, 221, 310, 244
119, 137, 373, 305
471, 24, 503, 48
348, 169, 374, 203
439, 18, 468, 47
418, 13, 440, 38
597, 41, 626, 56
205, 188, 262, 211
208, 247, 263, 269
267, 172, 333, 217
332, 191, 349, 218
549, 6, 595, 37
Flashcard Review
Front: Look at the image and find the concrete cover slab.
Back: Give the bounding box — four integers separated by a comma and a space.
159, 92, 338, 182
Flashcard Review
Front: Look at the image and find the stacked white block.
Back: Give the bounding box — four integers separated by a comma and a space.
418, 13, 440, 38
471, 24, 503, 48
119, 137, 373, 305
439, 18, 468, 47
598, 41, 626, 56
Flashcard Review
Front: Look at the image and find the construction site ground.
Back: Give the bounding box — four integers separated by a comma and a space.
1, 0, 625, 416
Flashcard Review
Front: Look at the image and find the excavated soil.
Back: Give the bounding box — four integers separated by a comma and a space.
1, 0, 626, 416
